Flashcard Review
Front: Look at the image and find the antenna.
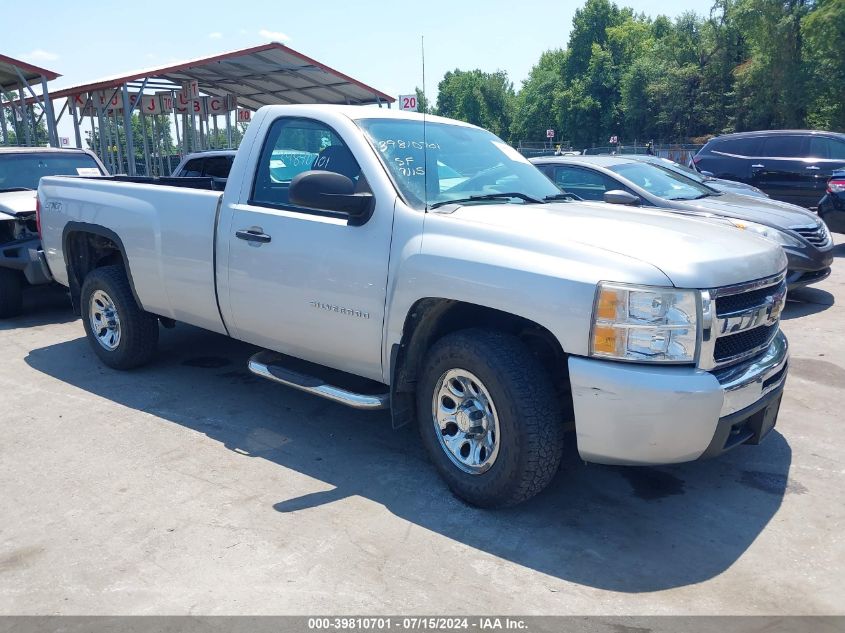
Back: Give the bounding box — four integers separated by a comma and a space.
422, 35, 429, 211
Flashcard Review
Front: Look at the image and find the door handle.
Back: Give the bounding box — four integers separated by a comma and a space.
751, 164, 765, 169
236, 228, 272, 244
805, 165, 820, 170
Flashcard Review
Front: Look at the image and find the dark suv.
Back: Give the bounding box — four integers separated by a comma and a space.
693, 130, 845, 208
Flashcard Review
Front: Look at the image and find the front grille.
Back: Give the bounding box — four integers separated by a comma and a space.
714, 323, 778, 362
791, 223, 830, 247
716, 283, 782, 316
703, 272, 786, 369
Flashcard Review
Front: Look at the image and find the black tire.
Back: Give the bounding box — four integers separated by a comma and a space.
80, 265, 159, 370
0, 268, 23, 319
417, 328, 565, 508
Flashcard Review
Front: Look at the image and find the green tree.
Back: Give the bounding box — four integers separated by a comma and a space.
435, 69, 515, 139
802, 0, 845, 130
511, 50, 568, 144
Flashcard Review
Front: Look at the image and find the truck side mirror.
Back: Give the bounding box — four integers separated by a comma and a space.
603, 190, 640, 206
289, 171, 374, 225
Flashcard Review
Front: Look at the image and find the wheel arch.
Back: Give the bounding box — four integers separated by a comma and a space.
389, 298, 571, 429
62, 222, 142, 316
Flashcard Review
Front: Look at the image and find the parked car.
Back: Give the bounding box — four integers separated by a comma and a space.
818, 168, 845, 233
171, 150, 235, 179
531, 155, 833, 288
0, 147, 107, 317
38, 105, 789, 507
692, 130, 845, 208
620, 154, 769, 198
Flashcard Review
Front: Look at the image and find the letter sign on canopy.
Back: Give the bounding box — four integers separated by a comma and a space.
237, 109, 251, 123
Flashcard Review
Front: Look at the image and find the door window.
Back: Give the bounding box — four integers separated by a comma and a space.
551, 166, 618, 201
808, 136, 845, 160
711, 137, 763, 157
761, 136, 805, 158
251, 117, 365, 209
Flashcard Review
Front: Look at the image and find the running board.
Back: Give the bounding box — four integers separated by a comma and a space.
248, 351, 390, 411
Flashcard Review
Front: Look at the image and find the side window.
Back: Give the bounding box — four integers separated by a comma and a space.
203, 156, 232, 179
181, 158, 204, 177
711, 136, 763, 156
809, 137, 845, 160
251, 117, 365, 209
761, 135, 806, 158
552, 166, 616, 201
713, 137, 763, 157
830, 139, 845, 160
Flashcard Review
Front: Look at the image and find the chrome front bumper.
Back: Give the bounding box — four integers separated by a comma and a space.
715, 331, 788, 418
568, 331, 789, 466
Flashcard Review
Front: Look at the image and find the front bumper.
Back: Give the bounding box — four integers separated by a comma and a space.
0, 237, 52, 285
784, 246, 833, 288
569, 331, 788, 465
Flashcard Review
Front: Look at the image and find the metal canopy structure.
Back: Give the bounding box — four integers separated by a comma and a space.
47, 42, 395, 108
39, 42, 394, 176
0, 54, 60, 147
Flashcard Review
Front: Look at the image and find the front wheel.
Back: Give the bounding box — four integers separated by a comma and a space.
81, 265, 159, 370
417, 329, 565, 508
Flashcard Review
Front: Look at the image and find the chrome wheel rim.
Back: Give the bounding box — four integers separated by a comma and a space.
432, 369, 500, 474
89, 289, 121, 351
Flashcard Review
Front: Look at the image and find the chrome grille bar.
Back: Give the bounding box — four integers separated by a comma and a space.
699, 271, 787, 371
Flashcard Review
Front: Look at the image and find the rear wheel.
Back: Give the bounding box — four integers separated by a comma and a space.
81, 265, 159, 369
417, 329, 565, 508
0, 268, 23, 319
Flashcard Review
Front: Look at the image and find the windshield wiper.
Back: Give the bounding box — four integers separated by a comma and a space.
0, 187, 34, 193
544, 192, 581, 202
429, 192, 544, 209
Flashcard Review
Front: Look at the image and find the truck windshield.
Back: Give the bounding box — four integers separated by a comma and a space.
608, 162, 716, 201
0, 153, 103, 192
356, 118, 561, 209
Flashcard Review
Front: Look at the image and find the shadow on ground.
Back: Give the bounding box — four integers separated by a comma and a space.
25, 325, 795, 594
0, 284, 75, 331
782, 286, 835, 320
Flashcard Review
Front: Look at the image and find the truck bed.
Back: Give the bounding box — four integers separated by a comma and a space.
38, 175, 227, 334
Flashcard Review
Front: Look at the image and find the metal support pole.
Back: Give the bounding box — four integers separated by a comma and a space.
18, 84, 32, 146
139, 112, 151, 177
40, 75, 59, 147
112, 110, 124, 174
0, 97, 8, 145
225, 108, 232, 148
71, 100, 82, 148
121, 85, 136, 176
94, 100, 110, 171
151, 115, 165, 176
182, 113, 189, 155
5, 90, 23, 145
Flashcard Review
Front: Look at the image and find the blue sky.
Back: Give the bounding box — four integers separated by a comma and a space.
6, 0, 707, 142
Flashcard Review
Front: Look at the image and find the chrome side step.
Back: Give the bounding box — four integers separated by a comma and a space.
248, 351, 390, 411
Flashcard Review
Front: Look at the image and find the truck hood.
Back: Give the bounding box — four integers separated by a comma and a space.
0, 190, 37, 218
671, 191, 819, 228
444, 201, 786, 289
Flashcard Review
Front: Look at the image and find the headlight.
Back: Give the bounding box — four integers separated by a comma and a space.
591, 283, 698, 363
726, 219, 803, 247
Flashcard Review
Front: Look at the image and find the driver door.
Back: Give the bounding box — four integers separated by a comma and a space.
222, 116, 392, 381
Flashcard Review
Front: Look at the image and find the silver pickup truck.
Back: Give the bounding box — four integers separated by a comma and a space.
37, 105, 789, 507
